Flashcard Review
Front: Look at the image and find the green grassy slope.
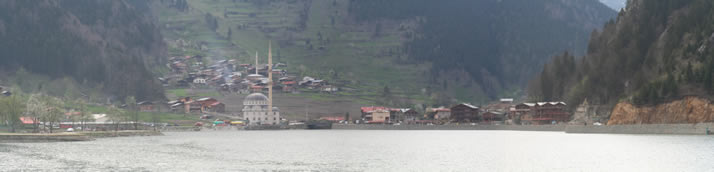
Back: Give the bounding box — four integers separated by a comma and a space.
156, 0, 431, 106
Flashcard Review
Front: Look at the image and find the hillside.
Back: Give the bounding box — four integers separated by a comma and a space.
0, 0, 166, 101
530, 0, 714, 114
155, 0, 615, 106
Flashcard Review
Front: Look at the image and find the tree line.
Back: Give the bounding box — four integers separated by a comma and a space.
0, 90, 145, 133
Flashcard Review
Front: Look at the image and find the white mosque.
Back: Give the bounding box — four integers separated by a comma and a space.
242, 42, 280, 126
242, 93, 280, 125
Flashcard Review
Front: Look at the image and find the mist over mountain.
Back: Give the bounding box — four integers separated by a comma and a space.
0, 0, 166, 100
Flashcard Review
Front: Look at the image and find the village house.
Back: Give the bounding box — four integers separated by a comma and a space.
388, 108, 419, 124
195, 97, 225, 113
509, 103, 535, 124
281, 81, 297, 93
518, 102, 569, 125
137, 101, 155, 112
482, 111, 505, 124
187, 101, 203, 113
206, 102, 225, 113
450, 103, 479, 123
271, 69, 287, 76
484, 98, 513, 112
360, 107, 390, 123
168, 100, 183, 112
193, 77, 207, 84
320, 85, 338, 93
425, 107, 451, 120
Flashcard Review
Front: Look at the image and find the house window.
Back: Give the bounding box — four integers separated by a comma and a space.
274, 117, 277, 120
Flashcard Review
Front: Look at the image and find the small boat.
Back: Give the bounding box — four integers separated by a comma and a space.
306, 120, 332, 129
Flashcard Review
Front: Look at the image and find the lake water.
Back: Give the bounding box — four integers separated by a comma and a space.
1, 130, 713, 171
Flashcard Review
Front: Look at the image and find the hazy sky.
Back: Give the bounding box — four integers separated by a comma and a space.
600, 0, 626, 10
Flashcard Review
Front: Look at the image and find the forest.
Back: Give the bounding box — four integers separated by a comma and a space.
0, 0, 166, 101
529, 0, 714, 108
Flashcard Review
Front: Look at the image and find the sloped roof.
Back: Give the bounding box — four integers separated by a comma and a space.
361, 106, 388, 113
536, 102, 567, 106
452, 103, 478, 109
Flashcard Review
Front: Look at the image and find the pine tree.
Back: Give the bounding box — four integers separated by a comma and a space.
705, 64, 713, 93
685, 62, 693, 82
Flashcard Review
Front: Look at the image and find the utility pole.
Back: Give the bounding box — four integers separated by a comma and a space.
305, 104, 309, 121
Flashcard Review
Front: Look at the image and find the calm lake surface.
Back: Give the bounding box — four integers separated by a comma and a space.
1, 130, 713, 171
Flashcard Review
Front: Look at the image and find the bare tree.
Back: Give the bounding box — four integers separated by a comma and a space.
107, 106, 126, 133
125, 96, 139, 130
26, 94, 44, 133
41, 97, 63, 133
77, 100, 91, 131
0, 94, 25, 133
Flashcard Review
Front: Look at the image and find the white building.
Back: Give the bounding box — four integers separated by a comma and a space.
242, 93, 280, 125
193, 78, 207, 84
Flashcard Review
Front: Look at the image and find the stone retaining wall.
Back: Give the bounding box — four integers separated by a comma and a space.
79, 130, 163, 138
333, 124, 566, 131
565, 123, 714, 135
334, 123, 714, 135
0, 130, 163, 143
0, 133, 92, 143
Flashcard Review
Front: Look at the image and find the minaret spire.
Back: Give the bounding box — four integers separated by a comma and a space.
255, 51, 259, 75
268, 41, 273, 119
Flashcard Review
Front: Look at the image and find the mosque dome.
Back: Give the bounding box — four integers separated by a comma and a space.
244, 93, 268, 105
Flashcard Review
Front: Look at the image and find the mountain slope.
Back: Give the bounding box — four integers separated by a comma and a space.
530, 0, 714, 108
156, 0, 615, 105
349, 0, 616, 101
0, 0, 166, 100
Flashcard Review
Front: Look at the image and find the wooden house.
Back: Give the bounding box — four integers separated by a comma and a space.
450, 103, 479, 122
482, 111, 505, 123
519, 102, 569, 125
137, 101, 155, 112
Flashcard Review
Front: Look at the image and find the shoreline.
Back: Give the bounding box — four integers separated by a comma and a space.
333, 123, 714, 135
0, 130, 163, 143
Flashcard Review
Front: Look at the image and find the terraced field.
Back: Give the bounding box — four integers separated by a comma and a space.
155, 0, 432, 107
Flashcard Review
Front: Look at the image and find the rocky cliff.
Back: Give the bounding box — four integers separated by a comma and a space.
608, 97, 714, 125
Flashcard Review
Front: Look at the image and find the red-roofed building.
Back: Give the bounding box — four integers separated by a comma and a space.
207, 102, 225, 113
282, 81, 297, 86
20, 117, 36, 125
360, 107, 390, 123
425, 108, 451, 120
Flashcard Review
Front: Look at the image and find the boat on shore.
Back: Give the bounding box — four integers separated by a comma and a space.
306, 120, 332, 129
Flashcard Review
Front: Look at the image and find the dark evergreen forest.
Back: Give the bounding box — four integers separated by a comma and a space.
530, 0, 714, 108
0, 0, 166, 101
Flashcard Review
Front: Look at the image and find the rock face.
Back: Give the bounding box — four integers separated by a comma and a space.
608, 97, 714, 125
